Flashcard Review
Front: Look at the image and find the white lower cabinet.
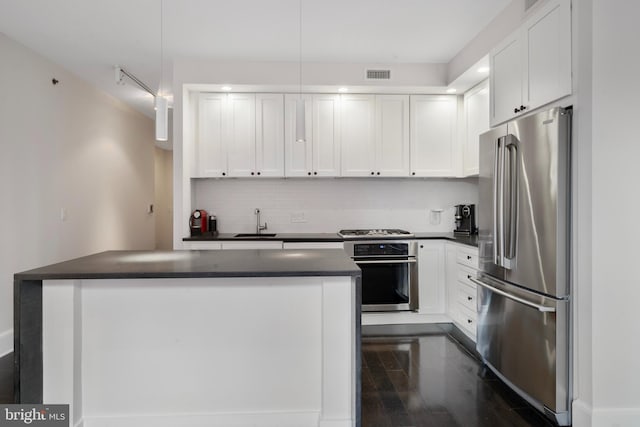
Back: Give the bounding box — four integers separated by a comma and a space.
182, 241, 223, 250
417, 241, 446, 314
283, 242, 344, 250
220, 241, 284, 250
446, 243, 479, 341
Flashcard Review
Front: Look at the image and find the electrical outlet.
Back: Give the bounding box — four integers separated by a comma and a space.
291, 212, 307, 223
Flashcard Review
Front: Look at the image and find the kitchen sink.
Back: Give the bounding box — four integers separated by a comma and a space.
233, 233, 277, 238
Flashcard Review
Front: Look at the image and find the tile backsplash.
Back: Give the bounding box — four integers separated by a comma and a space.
193, 178, 478, 233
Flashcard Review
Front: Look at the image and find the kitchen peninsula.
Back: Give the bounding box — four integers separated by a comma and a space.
14, 249, 361, 427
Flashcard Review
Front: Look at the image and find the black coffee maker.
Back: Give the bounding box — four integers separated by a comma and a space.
454, 204, 477, 235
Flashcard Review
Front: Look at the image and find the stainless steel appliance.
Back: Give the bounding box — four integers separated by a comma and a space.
475, 107, 571, 425
343, 238, 418, 312
338, 229, 414, 239
454, 204, 476, 235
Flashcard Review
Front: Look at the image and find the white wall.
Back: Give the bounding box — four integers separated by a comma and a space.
0, 33, 156, 355
193, 178, 478, 233
586, 1, 640, 425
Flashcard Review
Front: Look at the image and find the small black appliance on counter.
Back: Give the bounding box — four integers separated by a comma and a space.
454, 204, 476, 235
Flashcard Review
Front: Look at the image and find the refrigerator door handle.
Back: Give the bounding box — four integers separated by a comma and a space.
470, 277, 556, 313
503, 135, 518, 268
494, 137, 505, 266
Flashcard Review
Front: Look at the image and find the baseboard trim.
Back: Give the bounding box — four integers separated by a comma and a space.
572, 399, 592, 427
0, 329, 13, 357
80, 411, 323, 427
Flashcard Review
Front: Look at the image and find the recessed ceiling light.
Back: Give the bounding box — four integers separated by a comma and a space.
338, 87, 349, 93
477, 67, 490, 73
446, 88, 457, 93
221, 86, 232, 91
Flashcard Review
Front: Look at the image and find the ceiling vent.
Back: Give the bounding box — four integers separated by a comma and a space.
365, 69, 391, 80
525, 0, 540, 11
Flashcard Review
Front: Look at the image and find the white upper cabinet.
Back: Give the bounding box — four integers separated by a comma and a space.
226, 93, 256, 177
195, 93, 284, 178
340, 94, 410, 177
196, 93, 227, 177
255, 94, 284, 177
376, 95, 410, 177
463, 80, 489, 177
490, 0, 572, 126
410, 95, 458, 177
285, 94, 341, 177
340, 94, 376, 177
312, 94, 342, 177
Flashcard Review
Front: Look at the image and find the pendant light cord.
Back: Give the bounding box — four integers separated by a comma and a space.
299, 0, 302, 99
159, 0, 164, 97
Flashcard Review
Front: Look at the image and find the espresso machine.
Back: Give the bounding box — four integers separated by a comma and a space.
454, 204, 476, 235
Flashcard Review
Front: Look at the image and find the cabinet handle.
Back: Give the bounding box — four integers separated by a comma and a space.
514, 107, 520, 113
467, 296, 473, 301
521, 105, 527, 111
257, 172, 261, 176
467, 319, 473, 324
420, 245, 424, 249
222, 172, 226, 177
412, 172, 416, 176
251, 172, 255, 176
467, 255, 472, 260
313, 171, 318, 175
467, 274, 472, 279
307, 172, 311, 176
377, 172, 380, 176
370, 172, 375, 176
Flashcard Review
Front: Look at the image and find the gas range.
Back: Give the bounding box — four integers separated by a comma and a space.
338, 229, 414, 239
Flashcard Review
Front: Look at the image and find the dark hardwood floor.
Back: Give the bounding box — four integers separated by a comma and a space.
0, 326, 559, 426
0, 352, 12, 404
362, 326, 558, 427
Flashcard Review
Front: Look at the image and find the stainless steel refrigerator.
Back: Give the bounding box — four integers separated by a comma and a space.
475, 107, 572, 425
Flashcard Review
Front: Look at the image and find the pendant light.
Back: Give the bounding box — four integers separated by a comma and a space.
155, 0, 168, 141
295, 0, 305, 143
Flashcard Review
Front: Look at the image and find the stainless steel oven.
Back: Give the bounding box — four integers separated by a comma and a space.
344, 240, 418, 312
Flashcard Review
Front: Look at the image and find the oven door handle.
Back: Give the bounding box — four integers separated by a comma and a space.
354, 259, 417, 264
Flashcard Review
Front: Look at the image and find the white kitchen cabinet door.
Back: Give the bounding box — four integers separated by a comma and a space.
284, 94, 313, 177
340, 94, 376, 177
255, 94, 284, 177
490, 32, 523, 126
313, 94, 341, 177
490, 0, 571, 126
523, 0, 572, 112
417, 241, 446, 315
220, 241, 283, 250
376, 95, 410, 177
410, 95, 458, 177
226, 93, 256, 177
196, 93, 228, 177
182, 241, 223, 250
444, 243, 459, 318
463, 80, 489, 177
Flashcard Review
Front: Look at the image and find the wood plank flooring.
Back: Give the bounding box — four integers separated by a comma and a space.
362, 330, 558, 427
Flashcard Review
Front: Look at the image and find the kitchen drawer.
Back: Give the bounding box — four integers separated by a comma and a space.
456, 281, 477, 312
456, 246, 479, 269
182, 241, 223, 250
456, 303, 477, 338
220, 241, 284, 250
457, 264, 478, 288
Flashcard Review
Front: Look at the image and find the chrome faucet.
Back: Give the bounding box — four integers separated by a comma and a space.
255, 208, 267, 235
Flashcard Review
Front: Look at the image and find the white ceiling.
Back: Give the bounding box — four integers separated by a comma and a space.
0, 0, 510, 118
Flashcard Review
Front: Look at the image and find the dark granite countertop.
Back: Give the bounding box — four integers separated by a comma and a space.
184, 232, 478, 247
184, 233, 343, 242
14, 249, 361, 281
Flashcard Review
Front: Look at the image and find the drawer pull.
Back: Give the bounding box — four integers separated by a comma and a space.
467, 296, 473, 301
467, 274, 472, 279
467, 319, 473, 324
467, 255, 472, 260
